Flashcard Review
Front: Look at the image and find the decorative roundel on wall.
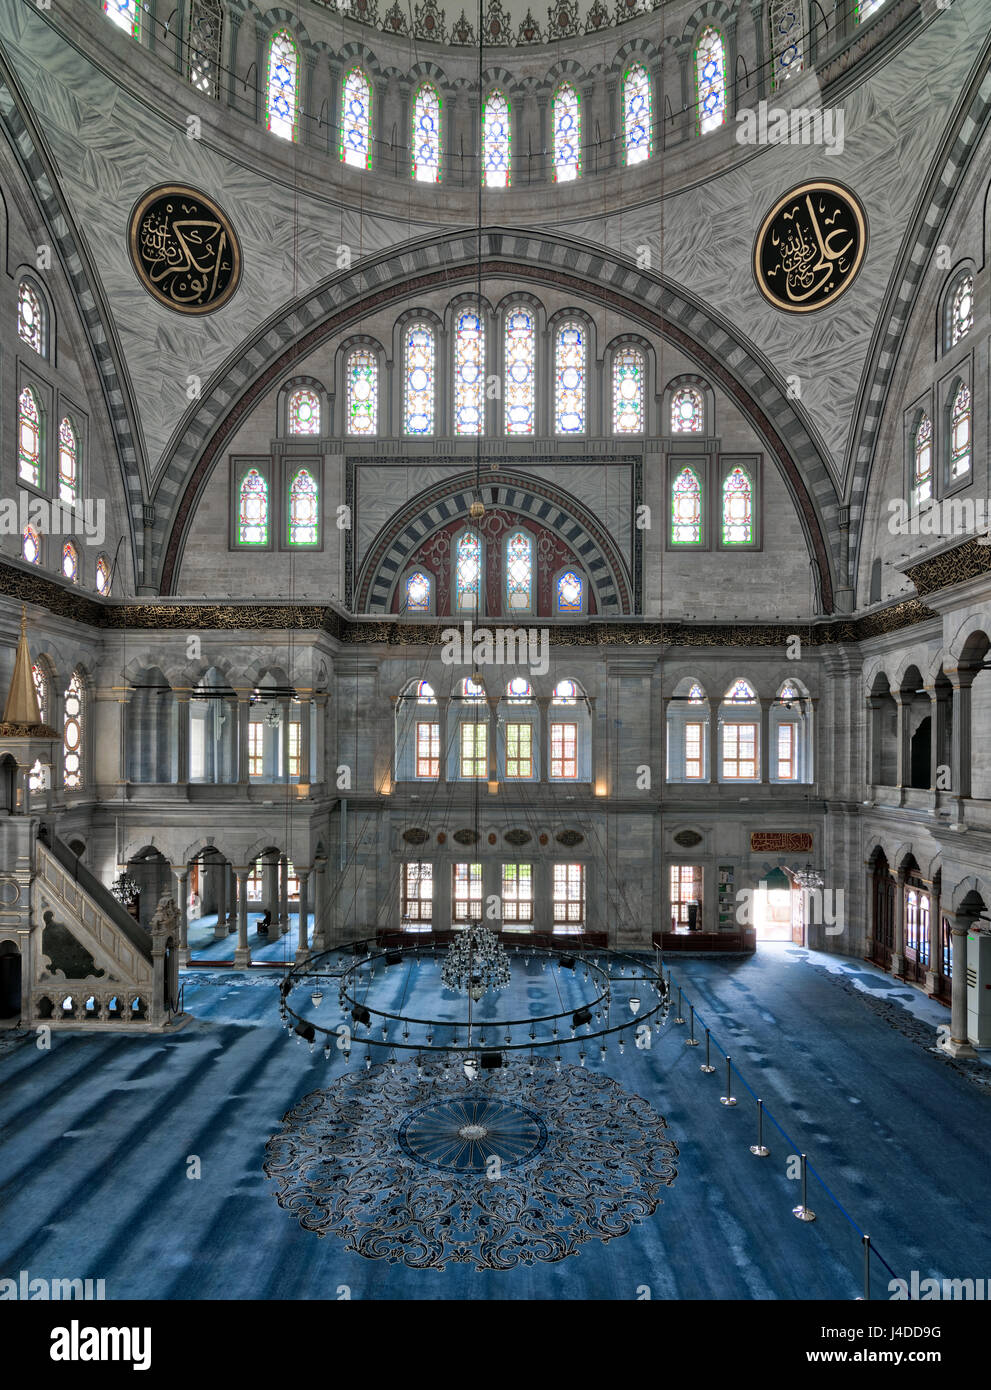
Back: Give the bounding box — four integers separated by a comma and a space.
128, 185, 242, 315
402, 828, 430, 845
753, 181, 867, 313
674, 829, 703, 848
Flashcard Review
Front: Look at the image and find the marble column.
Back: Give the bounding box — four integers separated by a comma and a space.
176, 696, 190, 785
437, 698, 448, 785
945, 913, 977, 1057
279, 854, 290, 933
213, 863, 229, 940
227, 862, 238, 933
537, 697, 550, 782
759, 698, 772, 783
233, 867, 251, 969
264, 853, 281, 938
948, 670, 973, 823
173, 866, 189, 967
891, 866, 907, 977
313, 856, 328, 950
295, 869, 311, 964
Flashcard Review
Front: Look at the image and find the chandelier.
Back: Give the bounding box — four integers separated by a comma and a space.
110, 872, 140, 906
791, 863, 825, 892
440, 923, 511, 1000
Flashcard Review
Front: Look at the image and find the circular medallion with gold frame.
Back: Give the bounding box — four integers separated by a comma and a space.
753, 180, 867, 313
127, 184, 242, 315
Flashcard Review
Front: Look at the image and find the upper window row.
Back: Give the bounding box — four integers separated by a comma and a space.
281, 328, 711, 440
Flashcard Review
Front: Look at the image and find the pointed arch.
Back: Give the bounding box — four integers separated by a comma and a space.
341, 68, 372, 169
483, 90, 512, 187
412, 83, 442, 183
553, 83, 581, 181
267, 30, 299, 142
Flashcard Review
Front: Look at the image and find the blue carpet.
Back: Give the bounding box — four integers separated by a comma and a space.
187, 911, 309, 963
1, 947, 989, 1300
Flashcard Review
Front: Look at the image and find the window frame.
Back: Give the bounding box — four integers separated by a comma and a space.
459, 720, 488, 779
229, 457, 273, 550
401, 860, 433, 928
717, 455, 762, 550
280, 457, 323, 551
501, 862, 534, 927
415, 720, 440, 779
552, 861, 586, 931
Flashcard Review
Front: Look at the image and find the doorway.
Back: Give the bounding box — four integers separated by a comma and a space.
755, 868, 795, 942
0, 941, 22, 1020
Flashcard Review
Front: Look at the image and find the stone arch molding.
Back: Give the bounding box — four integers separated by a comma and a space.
356, 469, 631, 615
157, 226, 844, 604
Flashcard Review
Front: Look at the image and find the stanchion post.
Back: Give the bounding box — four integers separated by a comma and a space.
701, 1027, 716, 1073
720, 1054, 736, 1106
750, 1097, 769, 1156
685, 1002, 699, 1047
856, 1235, 871, 1301
674, 985, 685, 1025
792, 1153, 816, 1221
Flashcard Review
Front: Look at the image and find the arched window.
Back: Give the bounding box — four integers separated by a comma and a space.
506, 677, 533, 702
949, 383, 972, 481
695, 27, 726, 133
461, 676, 486, 701
288, 468, 319, 546
453, 309, 485, 435
856, 0, 886, 20
455, 530, 481, 613
187, 0, 224, 97
266, 30, 298, 142
667, 677, 709, 782
417, 680, 437, 704
103, 0, 140, 37
346, 349, 378, 435
946, 272, 974, 349
505, 531, 533, 613
721, 465, 753, 545
22, 526, 40, 566
404, 571, 432, 613
404, 324, 436, 435
623, 63, 652, 165
341, 69, 372, 168
556, 569, 584, 614
554, 321, 586, 434
612, 347, 644, 433
58, 417, 78, 505
779, 682, 799, 703
96, 555, 112, 596
62, 540, 79, 584
504, 306, 535, 435
688, 682, 705, 703
552, 679, 578, 704
483, 91, 511, 187
912, 413, 932, 506
288, 386, 320, 435
238, 468, 269, 545
725, 678, 757, 702
63, 672, 84, 790
553, 83, 581, 182
412, 84, 442, 183
671, 385, 703, 433
18, 387, 42, 488
671, 467, 702, 545
17, 280, 45, 355
769, 1, 804, 87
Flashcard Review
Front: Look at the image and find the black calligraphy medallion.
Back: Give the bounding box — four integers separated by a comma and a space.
753, 181, 866, 313
128, 185, 241, 314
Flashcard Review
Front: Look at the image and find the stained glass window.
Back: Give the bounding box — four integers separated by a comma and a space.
22, 526, 40, 566
17, 280, 44, 354
288, 468, 319, 545
553, 679, 577, 705
58, 417, 78, 505
612, 347, 644, 433
412, 84, 442, 183
556, 570, 583, 614
288, 386, 320, 436
856, 0, 886, 20
623, 63, 651, 165
504, 307, 535, 435
267, 30, 298, 142
404, 324, 435, 435
62, 541, 78, 583
779, 682, 799, 702
553, 83, 581, 182
188, 0, 223, 96
417, 681, 436, 704
671, 467, 702, 545
769, 1, 804, 87
912, 413, 932, 505
96, 556, 112, 596
104, 0, 140, 37
238, 469, 268, 545
721, 466, 753, 545
346, 349, 377, 435
696, 27, 726, 134
506, 678, 533, 702
455, 531, 481, 612
453, 309, 485, 435
688, 682, 705, 703
483, 91, 511, 188
554, 322, 585, 434
64, 672, 83, 789
341, 69, 372, 169
18, 387, 41, 488
505, 531, 533, 612
949, 383, 972, 480
671, 384, 703, 433
462, 676, 486, 701
949, 273, 974, 348
725, 678, 757, 702
405, 571, 431, 612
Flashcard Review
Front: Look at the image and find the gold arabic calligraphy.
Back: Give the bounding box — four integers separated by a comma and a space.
755, 182, 865, 313
129, 187, 241, 314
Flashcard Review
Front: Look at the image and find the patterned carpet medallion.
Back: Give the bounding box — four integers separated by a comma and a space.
263, 1057, 679, 1270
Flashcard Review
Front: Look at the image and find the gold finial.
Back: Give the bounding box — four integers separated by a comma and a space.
469, 500, 485, 520
3, 606, 41, 727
